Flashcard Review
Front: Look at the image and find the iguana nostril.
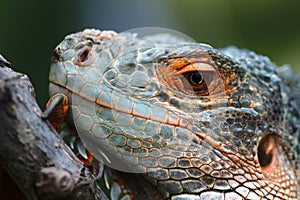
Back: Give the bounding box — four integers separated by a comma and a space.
74, 45, 96, 67
258, 134, 276, 168
79, 48, 90, 63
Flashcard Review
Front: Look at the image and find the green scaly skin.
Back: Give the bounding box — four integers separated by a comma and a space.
49, 29, 300, 200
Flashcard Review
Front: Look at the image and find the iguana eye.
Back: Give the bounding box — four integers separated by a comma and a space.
180, 70, 215, 96
157, 57, 220, 96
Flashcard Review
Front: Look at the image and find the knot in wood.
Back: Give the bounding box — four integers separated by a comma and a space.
35, 167, 74, 199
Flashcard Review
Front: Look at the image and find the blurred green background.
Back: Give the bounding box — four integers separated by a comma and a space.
1, 0, 300, 108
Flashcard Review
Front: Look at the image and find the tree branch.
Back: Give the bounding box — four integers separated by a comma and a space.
0, 55, 108, 200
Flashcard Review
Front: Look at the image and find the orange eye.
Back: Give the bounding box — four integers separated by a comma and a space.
157, 57, 220, 96
179, 70, 214, 96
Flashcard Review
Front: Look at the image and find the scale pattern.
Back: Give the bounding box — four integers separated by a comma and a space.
49, 29, 300, 200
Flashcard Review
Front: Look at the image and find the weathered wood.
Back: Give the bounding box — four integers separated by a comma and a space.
0, 55, 108, 200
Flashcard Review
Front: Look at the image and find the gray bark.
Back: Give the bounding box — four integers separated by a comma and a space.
0, 55, 108, 200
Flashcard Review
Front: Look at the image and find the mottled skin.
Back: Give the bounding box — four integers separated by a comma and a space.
48, 29, 300, 200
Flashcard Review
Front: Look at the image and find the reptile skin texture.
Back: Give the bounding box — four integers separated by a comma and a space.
48, 29, 300, 200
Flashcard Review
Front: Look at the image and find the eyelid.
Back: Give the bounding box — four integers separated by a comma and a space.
175, 62, 217, 75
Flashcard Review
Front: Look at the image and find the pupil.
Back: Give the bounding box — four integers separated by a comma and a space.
191, 72, 203, 85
